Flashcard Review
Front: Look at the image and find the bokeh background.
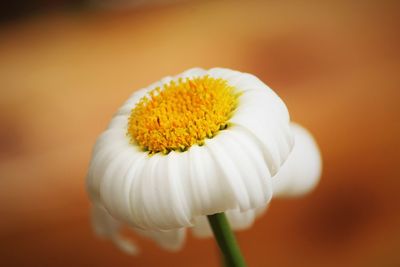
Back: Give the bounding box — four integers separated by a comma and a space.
1, 0, 399, 266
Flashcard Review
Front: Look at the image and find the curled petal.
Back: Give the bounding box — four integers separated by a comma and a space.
272, 123, 322, 197
91, 205, 138, 255
91, 205, 185, 254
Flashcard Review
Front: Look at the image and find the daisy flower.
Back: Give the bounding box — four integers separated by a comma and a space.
90, 122, 321, 253
86, 67, 294, 266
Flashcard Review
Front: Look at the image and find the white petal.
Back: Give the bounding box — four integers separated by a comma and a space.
208, 128, 271, 209
164, 152, 193, 226
178, 67, 207, 79
107, 115, 129, 131
86, 132, 130, 203
133, 227, 186, 252
92, 205, 185, 254
129, 152, 193, 230
91, 205, 139, 255
224, 127, 274, 204
206, 135, 251, 210
99, 148, 145, 224
272, 123, 322, 197
191, 216, 210, 237
116, 88, 149, 115
230, 89, 293, 175
187, 144, 236, 215
208, 68, 268, 94
207, 68, 242, 82
92, 128, 127, 151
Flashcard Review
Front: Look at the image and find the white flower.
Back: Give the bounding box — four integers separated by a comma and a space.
90, 122, 321, 253
86, 67, 294, 232
272, 123, 322, 197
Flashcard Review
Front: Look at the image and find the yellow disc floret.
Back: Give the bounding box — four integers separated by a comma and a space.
127, 75, 240, 154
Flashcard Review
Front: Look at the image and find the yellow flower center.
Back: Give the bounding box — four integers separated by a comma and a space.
127, 75, 240, 154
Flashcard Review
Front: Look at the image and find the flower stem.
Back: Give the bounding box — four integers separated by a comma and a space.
207, 213, 247, 267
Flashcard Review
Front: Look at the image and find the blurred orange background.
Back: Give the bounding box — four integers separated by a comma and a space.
0, 1, 399, 266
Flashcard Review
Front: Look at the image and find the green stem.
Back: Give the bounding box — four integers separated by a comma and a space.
207, 213, 247, 267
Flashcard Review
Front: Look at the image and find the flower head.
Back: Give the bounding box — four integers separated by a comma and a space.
86, 68, 293, 232
90, 122, 321, 254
